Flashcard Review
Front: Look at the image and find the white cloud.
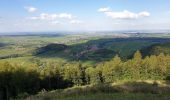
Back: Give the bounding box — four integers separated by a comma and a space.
27, 12, 84, 25
70, 20, 83, 24
98, 7, 111, 12
138, 12, 150, 17
58, 13, 73, 19
27, 17, 39, 20
25, 6, 38, 13
98, 7, 150, 19
28, 13, 74, 20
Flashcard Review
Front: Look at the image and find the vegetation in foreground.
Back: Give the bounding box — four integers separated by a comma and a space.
0, 51, 170, 99
31, 93, 170, 100
27, 81, 170, 100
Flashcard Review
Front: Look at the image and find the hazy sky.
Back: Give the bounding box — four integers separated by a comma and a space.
0, 0, 170, 32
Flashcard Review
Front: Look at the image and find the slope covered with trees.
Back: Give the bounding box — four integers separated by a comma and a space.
141, 43, 170, 56
1, 51, 170, 99
35, 38, 170, 62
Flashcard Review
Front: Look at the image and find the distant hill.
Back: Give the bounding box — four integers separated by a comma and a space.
35, 43, 116, 62
35, 43, 68, 55
0, 43, 7, 47
141, 43, 170, 56
34, 38, 170, 62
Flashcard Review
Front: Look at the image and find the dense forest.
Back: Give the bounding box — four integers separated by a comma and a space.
0, 51, 170, 99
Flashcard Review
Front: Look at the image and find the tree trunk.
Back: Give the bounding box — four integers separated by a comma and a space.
3, 86, 9, 100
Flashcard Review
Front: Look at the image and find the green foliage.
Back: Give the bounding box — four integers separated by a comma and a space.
85, 67, 102, 84
102, 55, 122, 83
141, 43, 170, 56
63, 63, 84, 85
1, 51, 170, 99
0, 62, 40, 100
0, 62, 69, 100
1, 50, 170, 99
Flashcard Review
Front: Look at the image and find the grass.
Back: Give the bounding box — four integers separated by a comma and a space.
26, 80, 170, 100
40, 93, 170, 100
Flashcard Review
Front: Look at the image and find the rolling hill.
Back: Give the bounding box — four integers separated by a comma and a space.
35, 38, 170, 62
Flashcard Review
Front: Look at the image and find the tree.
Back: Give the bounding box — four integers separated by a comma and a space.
132, 51, 142, 79
85, 67, 102, 84
40, 62, 66, 90
134, 50, 142, 60
63, 63, 83, 85
0, 62, 14, 100
101, 55, 122, 83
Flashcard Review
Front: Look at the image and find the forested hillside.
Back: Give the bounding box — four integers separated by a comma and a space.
141, 43, 170, 56
35, 38, 170, 62
1, 51, 170, 99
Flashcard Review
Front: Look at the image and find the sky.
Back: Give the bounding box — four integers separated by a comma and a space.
0, 0, 170, 32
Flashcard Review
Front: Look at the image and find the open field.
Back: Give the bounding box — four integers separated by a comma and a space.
1, 33, 170, 65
